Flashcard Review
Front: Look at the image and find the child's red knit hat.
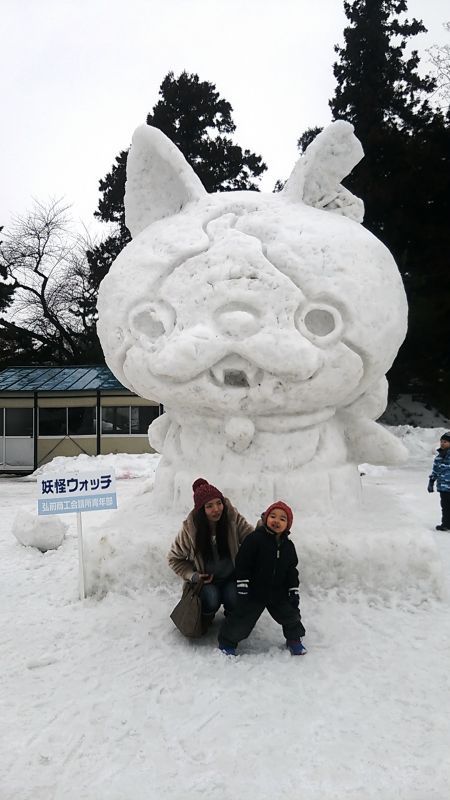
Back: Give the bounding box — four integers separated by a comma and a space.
263, 501, 293, 531
192, 478, 224, 511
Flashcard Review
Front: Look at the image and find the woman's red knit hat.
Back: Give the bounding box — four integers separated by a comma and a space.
192, 478, 224, 511
263, 501, 293, 531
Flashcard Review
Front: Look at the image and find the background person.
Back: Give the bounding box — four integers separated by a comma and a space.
428, 432, 450, 531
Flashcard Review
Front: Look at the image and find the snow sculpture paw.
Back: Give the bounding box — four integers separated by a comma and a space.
97, 121, 408, 512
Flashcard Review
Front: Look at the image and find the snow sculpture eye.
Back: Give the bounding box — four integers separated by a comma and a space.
129, 303, 174, 341
295, 304, 343, 344
215, 303, 260, 338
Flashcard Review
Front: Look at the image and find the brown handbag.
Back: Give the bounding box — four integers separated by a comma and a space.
170, 580, 204, 638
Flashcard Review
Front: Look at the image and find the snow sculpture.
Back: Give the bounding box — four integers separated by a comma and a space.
97, 121, 408, 512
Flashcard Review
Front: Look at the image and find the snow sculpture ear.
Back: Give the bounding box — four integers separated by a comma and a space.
283, 120, 365, 222
124, 125, 207, 237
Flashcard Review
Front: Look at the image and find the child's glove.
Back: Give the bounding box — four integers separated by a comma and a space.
237, 579, 249, 598
288, 588, 300, 609
427, 479, 435, 493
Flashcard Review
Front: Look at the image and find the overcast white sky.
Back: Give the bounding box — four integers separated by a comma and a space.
2, 0, 448, 233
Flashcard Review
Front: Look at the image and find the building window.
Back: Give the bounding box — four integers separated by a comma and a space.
130, 406, 159, 434
38, 407, 96, 436
102, 406, 159, 434
39, 408, 67, 436
5, 408, 33, 437
68, 407, 96, 435
102, 406, 130, 434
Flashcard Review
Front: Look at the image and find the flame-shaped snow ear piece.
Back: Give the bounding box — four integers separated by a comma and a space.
125, 125, 207, 237
283, 120, 364, 222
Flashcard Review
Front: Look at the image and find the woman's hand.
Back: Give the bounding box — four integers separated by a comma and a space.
198, 573, 213, 584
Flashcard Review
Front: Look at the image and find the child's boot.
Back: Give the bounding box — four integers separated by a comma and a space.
286, 639, 307, 656
218, 644, 237, 656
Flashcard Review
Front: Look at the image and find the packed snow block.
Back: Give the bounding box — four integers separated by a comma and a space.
82, 483, 445, 602
82, 492, 175, 597
299, 519, 445, 602
97, 120, 408, 513
13, 510, 67, 552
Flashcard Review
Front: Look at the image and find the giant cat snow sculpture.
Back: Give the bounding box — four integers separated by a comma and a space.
97, 120, 408, 512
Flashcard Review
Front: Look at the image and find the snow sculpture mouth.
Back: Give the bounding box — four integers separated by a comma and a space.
209, 357, 263, 389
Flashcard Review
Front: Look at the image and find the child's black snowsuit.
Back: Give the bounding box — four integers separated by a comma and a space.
218, 524, 305, 650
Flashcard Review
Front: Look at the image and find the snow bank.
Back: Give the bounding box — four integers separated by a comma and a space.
83, 472, 445, 604
17, 427, 443, 602
388, 424, 449, 461
12, 510, 67, 552
29, 452, 160, 481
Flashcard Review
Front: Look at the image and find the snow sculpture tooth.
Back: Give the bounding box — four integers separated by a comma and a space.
210, 365, 225, 385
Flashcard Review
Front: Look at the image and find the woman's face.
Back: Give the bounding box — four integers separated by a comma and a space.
204, 498, 224, 523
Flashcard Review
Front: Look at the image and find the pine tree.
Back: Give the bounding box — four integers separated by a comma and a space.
329, 0, 450, 415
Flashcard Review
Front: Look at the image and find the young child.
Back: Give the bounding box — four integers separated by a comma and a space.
218, 500, 306, 656
428, 432, 450, 531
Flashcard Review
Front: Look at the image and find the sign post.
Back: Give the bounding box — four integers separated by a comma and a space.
37, 469, 117, 600
77, 512, 85, 600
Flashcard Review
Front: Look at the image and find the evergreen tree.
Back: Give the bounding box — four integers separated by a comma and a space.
329, 0, 450, 415
297, 126, 323, 154
86, 71, 267, 300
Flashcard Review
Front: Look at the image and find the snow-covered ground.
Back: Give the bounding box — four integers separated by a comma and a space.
1, 428, 450, 799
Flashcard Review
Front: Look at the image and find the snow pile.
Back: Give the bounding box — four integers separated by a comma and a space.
83, 459, 445, 603
83, 489, 175, 597
97, 121, 408, 514
388, 424, 448, 462
12, 510, 67, 552
30, 451, 160, 481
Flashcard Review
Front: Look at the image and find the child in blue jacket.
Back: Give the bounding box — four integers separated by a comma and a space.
428, 432, 450, 531
218, 500, 306, 656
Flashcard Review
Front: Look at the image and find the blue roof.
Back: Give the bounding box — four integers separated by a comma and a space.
0, 366, 129, 393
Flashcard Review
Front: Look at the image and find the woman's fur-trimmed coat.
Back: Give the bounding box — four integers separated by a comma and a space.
167, 498, 254, 582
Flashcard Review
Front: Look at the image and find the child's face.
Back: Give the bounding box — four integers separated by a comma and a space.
440, 439, 450, 450
266, 508, 289, 534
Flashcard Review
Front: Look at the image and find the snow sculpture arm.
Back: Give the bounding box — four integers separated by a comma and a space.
343, 417, 408, 465
148, 413, 171, 454
125, 124, 206, 237
283, 120, 364, 222
340, 379, 408, 465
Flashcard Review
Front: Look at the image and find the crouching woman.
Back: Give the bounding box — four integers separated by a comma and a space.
168, 478, 253, 631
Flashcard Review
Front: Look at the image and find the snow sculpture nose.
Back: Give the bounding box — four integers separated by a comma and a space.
215, 304, 260, 338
